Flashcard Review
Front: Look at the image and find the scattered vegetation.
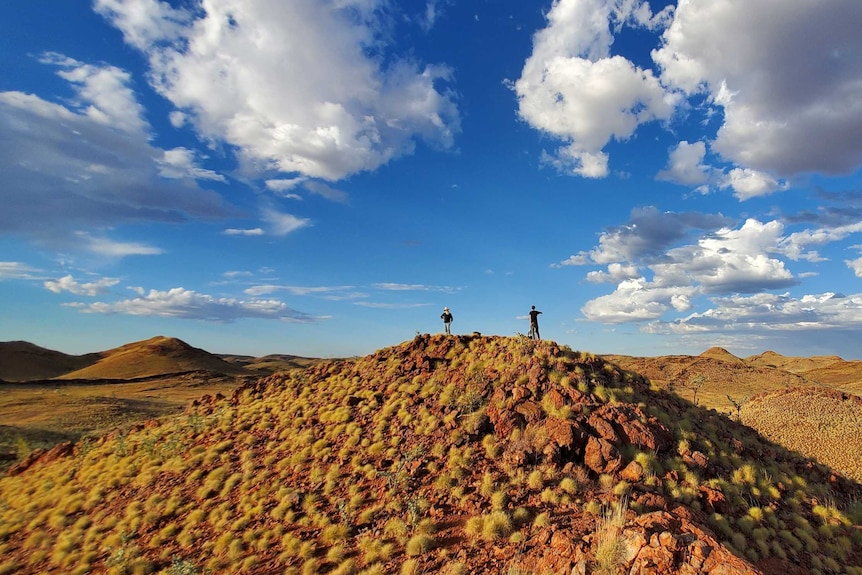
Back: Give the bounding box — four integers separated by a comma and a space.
1, 334, 860, 574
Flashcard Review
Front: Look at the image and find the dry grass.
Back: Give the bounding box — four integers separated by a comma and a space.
0, 334, 860, 575
741, 387, 862, 482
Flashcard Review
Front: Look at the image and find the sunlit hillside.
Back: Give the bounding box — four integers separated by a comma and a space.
1, 335, 860, 575
742, 387, 862, 483
57, 336, 248, 380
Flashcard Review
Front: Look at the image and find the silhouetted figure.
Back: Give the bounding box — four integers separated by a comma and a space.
528, 305, 542, 340
441, 307, 453, 335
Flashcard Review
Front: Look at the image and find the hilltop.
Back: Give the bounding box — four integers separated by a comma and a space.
1, 335, 860, 575
56, 336, 249, 380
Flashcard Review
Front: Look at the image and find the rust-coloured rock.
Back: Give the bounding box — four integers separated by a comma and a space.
584, 436, 623, 474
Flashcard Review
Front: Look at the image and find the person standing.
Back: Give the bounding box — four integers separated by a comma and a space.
441, 307, 453, 335
528, 305, 542, 340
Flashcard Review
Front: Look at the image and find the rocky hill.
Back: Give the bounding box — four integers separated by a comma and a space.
1, 335, 860, 575
56, 336, 249, 380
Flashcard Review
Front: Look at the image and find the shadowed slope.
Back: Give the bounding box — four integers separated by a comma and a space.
0, 341, 99, 381
1, 335, 860, 575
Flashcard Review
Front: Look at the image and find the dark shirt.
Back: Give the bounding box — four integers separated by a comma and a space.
441, 312, 453, 323
529, 310, 542, 325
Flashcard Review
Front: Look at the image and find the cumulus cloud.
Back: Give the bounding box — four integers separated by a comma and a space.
71, 286, 324, 322
585, 263, 640, 284
719, 168, 788, 200
653, 0, 862, 176
656, 140, 709, 186
585, 207, 732, 265
578, 216, 803, 324
97, 0, 461, 182
0, 55, 231, 253
44, 274, 119, 296
650, 291, 862, 334
514, 0, 676, 178
846, 256, 862, 278
581, 277, 697, 323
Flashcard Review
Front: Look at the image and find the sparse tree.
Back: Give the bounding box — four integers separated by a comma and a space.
687, 375, 707, 406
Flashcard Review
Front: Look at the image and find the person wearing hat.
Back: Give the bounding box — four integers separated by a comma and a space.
441, 307, 453, 335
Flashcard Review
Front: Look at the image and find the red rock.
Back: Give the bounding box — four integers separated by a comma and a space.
584, 436, 623, 474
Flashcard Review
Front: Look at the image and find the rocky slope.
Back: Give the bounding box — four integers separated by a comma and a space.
1, 335, 860, 575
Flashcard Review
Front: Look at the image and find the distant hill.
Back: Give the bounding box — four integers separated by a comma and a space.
56, 336, 248, 380
218, 353, 323, 373
0, 341, 99, 381
601, 350, 812, 410
698, 346, 745, 364
1, 334, 860, 574
745, 350, 845, 373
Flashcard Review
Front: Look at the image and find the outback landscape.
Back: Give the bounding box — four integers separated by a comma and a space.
0, 334, 861, 575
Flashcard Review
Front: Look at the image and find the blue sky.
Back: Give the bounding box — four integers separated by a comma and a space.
2, 0, 862, 360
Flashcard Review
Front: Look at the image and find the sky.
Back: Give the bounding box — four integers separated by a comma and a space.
2, 0, 862, 360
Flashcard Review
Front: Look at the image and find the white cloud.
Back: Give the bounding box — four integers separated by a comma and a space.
581, 277, 697, 323
158, 148, 226, 182
551, 253, 590, 268
354, 302, 430, 309
73, 286, 324, 322
651, 291, 862, 334
719, 168, 787, 200
75, 232, 163, 258
39, 52, 149, 135
846, 257, 862, 278
74, 232, 163, 257
514, 0, 676, 178
265, 178, 306, 193
93, 0, 192, 51
653, 0, 862, 176
244, 284, 359, 298
0, 262, 42, 280
579, 217, 802, 325
224, 228, 265, 236
0, 56, 231, 254
262, 208, 312, 236
44, 274, 119, 296
98, 0, 461, 182
779, 221, 862, 262
656, 140, 709, 186
585, 262, 640, 284
373, 282, 458, 293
